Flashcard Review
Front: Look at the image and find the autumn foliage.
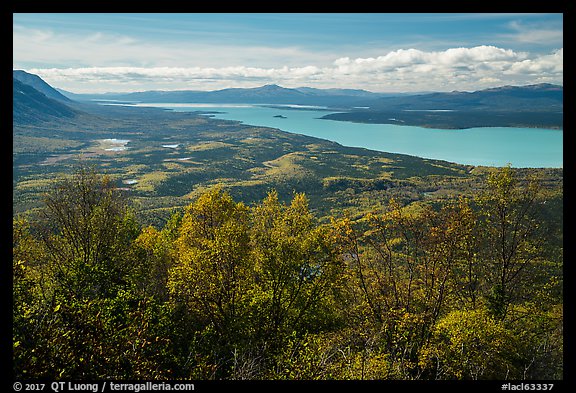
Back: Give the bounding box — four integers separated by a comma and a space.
13, 166, 562, 380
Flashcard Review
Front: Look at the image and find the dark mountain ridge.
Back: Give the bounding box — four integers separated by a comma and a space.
321, 83, 563, 129
13, 70, 72, 103
59, 83, 396, 106
356, 83, 563, 112
60, 81, 563, 114
13, 78, 79, 125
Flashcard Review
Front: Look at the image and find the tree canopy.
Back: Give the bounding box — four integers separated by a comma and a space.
13, 165, 562, 380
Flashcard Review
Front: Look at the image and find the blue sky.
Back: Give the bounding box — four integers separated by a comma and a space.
13, 13, 563, 93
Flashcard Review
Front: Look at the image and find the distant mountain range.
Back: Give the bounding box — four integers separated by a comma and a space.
61, 81, 563, 115
320, 83, 563, 129
351, 83, 563, 112
13, 70, 563, 129
59, 83, 397, 106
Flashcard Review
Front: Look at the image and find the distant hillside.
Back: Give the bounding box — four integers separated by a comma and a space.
62, 84, 395, 106
13, 70, 72, 102
13, 78, 79, 125
63, 82, 562, 114
322, 84, 563, 129
356, 83, 563, 112
294, 87, 385, 98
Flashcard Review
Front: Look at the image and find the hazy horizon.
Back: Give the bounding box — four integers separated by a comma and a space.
43, 80, 561, 97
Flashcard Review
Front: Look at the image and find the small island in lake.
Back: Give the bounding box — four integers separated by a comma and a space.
273, 114, 287, 118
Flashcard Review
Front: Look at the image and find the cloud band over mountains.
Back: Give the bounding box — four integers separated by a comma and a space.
24, 46, 563, 93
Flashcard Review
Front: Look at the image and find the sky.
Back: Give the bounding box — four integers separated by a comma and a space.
13, 13, 563, 94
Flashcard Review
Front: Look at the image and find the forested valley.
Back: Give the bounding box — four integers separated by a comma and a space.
13, 164, 563, 380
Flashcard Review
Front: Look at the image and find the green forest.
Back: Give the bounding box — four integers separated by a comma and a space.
13, 165, 562, 380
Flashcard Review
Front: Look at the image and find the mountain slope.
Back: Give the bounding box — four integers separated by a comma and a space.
13, 70, 72, 102
295, 86, 386, 98
13, 78, 79, 125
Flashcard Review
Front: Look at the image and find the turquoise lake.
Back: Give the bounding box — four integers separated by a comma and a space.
136, 103, 563, 168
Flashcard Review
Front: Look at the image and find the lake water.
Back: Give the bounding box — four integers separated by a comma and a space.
136, 103, 563, 168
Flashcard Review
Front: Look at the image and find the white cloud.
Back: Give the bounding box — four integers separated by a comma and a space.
23, 45, 563, 93
332, 46, 527, 74
507, 48, 563, 74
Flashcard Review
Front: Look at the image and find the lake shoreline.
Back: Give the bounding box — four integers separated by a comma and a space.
128, 103, 563, 168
